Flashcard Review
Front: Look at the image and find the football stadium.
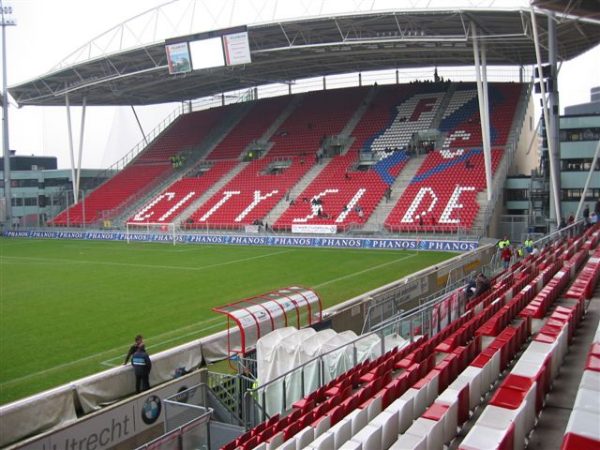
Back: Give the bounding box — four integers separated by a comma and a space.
0, 1, 599, 449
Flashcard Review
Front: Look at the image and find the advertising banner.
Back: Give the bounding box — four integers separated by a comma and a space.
18, 373, 202, 450
222, 31, 251, 65
2, 230, 478, 253
165, 42, 191, 74
291, 224, 337, 234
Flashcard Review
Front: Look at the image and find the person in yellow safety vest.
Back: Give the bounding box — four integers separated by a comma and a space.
498, 236, 511, 249
517, 246, 524, 258
524, 237, 534, 253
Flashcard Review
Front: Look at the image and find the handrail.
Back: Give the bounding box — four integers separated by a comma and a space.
90, 104, 184, 185
207, 372, 245, 426
242, 228, 564, 424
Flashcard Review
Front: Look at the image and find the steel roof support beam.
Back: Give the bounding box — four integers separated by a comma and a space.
547, 12, 562, 224
472, 23, 493, 201
575, 138, 600, 220
131, 106, 148, 145
76, 96, 87, 198
1, 4, 12, 225
531, 7, 561, 227
481, 39, 493, 194
65, 94, 76, 202
64, 94, 86, 205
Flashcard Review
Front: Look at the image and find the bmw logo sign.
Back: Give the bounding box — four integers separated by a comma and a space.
176, 385, 190, 403
141, 395, 162, 425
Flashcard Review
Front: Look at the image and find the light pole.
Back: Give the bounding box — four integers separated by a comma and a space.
1, 1, 15, 227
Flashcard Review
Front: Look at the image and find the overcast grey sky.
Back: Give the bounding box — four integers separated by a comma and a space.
2, 0, 599, 170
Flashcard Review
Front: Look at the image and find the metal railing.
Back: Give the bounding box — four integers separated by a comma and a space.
534, 219, 585, 248
207, 372, 245, 426
135, 383, 212, 450
238, 220, 582, 427
242, 329, 391, 427
362, 248, 501, 335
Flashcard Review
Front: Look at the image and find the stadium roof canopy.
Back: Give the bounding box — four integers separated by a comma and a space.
9, 2, 600, 107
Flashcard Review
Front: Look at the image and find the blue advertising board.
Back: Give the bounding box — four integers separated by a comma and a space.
2, 230, 478, 252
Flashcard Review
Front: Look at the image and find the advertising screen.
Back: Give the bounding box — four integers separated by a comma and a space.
165, 42, 191, 74
190, 37, 225, 70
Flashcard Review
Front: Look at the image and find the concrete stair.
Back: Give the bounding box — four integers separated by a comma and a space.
471, 191, 490, 235
430, 83, 455, 131
339, 86, 378, 138
261, 95, 303, 153
262, 159, 330, 226
264, 88, 372, 225
112, 104, 252, 227
362, 153, 426, 232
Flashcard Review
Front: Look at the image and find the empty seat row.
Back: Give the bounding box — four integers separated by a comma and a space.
561, 320, 600, 450
220, 239, 568, 450
461, 289, 587, 450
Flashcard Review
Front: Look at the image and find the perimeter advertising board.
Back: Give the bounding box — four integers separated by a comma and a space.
2, 230, 478, 253
17, 372, 202, 450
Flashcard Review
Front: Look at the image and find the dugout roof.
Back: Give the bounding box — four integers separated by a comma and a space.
213, 286, 322, 355
9, 6, 600, 107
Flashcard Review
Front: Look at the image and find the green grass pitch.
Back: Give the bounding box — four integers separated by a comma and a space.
0, 237, 453, 405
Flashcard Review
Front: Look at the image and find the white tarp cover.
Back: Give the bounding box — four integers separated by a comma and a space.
384, 333, 409, 353
201, 327, 241, 363
0, 385, 78, 448
256, 327, 297, 385
301, 329, 338, 394
255, 329, 410, 418
320, 330, 358, 383
269, 328, 317, 414
259, 328, 316, 416
354, 333, 383, 364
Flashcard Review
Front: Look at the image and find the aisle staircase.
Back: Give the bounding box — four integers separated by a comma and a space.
362, 154, 427, 232
174, 162, 248, 227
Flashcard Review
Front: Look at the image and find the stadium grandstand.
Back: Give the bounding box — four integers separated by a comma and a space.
1, 0, 599, 449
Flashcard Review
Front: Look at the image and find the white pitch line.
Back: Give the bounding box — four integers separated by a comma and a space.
313, 253, 418, 288
1, 249, 416, 388
0, 318, 226, 388
64, 243, 198, 253
0, 249, 293, 272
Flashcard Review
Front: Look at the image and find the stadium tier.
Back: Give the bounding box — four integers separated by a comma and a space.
184, 87, 368, 229
274, 151, 410, 231
49, 82, 524, 232
126, 161, 237, 224
562, 317, 600, 450
384, 147, 503, 233
265, 87, 368, 158
205, 96, 292, 160
49, 107, 231, 226
384, 83, 523, 233
438, 83, 523, 148
221, 226, 600, 450
274, 84, 445, 231
187, 155, 313, 229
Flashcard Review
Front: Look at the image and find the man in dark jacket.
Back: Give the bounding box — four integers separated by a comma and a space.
131, 344, 152, 393
123, 334, 143, 365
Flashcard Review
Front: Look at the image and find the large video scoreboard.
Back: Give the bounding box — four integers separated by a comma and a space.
165, 25, 251, 74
